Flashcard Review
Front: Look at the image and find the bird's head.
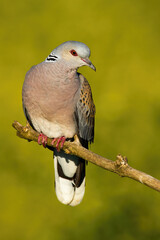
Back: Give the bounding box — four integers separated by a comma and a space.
46, 41, 96, 71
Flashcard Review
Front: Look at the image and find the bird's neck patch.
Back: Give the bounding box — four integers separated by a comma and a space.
45, 54, 58, 62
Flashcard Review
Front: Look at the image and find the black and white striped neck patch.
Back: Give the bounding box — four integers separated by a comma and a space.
45, 54, 58, 62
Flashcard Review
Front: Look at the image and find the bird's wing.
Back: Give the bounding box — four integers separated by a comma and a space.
75, 73, 95, 145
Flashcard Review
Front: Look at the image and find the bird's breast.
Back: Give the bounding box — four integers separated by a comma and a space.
23, 63, 81, 138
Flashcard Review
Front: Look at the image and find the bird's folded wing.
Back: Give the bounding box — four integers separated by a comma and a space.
75, 73, 95, 144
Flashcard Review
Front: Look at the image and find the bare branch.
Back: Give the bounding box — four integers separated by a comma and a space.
12, 121, 160, 192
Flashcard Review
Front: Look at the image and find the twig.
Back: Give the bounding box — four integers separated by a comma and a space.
12, 121, 160, 192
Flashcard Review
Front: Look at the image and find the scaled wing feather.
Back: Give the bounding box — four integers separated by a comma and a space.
75, 74, 95, 143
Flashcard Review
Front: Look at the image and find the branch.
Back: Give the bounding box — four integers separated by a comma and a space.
12, 121, 160, 192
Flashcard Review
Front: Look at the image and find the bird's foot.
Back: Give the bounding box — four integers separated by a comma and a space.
51, 136, 66, 152
38, 133, 48, 148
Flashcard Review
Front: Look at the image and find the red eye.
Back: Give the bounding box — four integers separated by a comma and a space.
70, 49, 78, 56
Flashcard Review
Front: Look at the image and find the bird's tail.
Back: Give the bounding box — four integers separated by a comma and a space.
53, 149, 85, 206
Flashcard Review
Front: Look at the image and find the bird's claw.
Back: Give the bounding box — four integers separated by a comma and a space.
38, 133, 48, 148
51, 136, 66, 152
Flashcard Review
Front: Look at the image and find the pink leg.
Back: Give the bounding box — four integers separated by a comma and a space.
51, 136, 66, 152
51, 138, 57, 148
38, 133, 43, 145
38, 133, 48, 148
60, 136, 66, 148
56, 136, 66, 149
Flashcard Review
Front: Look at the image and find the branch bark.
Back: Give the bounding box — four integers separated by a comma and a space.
12, 121, 160, 192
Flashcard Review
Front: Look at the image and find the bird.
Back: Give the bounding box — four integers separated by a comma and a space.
22, 41, 96, 206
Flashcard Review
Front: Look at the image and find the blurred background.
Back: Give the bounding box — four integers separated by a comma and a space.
1, 0, 160, 239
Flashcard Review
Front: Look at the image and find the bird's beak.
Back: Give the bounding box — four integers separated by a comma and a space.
81, 57, 96, 71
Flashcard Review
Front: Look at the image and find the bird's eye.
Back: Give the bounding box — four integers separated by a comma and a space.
70, 49, 78, 56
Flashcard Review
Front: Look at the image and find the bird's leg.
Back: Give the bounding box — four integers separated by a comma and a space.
58, 136, 66, 149
51, 136, 66, 152
38, 133, 48, 148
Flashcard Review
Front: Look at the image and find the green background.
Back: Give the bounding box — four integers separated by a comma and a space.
1, 0, 160, 239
